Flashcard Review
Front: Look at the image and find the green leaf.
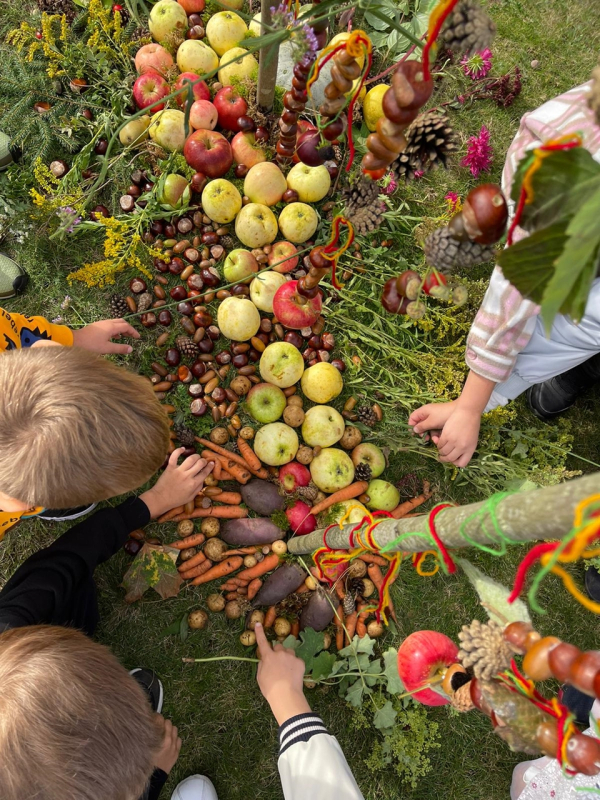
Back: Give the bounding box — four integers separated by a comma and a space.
330, 659, 350, 676
282, 635, 300, 652
560, 251, 600, 323
179, 612, 189, 642
498, 221, 569, 303
383, 648, 404, 693
295, 628, 326, 672
121, 544, 182, 603
161, 617, 184, 637
309, 651, 338, 681
457, 558, 531, 626
373, 700, 398, 732
339, 635, 376, 658
364, 658, 381, 687
346, 679, 368, 707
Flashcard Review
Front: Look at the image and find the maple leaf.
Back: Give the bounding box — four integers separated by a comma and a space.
122, 543, 183, 603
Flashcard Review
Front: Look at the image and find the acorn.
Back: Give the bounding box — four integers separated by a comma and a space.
461, 184, 508, 244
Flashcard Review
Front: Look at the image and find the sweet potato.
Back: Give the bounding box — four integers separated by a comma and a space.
221, 517, 285, 547
300, 587, 338, 632
252, 563, 306, 607
240, 479, 286, 516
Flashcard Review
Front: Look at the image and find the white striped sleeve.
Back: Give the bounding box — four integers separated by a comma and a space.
278, 713, 329, 755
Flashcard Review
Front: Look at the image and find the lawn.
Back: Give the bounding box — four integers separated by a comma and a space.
1, 0, 600, 798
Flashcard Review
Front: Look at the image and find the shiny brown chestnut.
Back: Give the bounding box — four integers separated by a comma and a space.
170, 286, 188, 301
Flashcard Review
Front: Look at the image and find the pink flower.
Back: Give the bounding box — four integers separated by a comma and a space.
461, 48, 493, 80
461, 124, 493, 177
382, 172, 398, 195
414, 169, 424, 179
444, 191, 461, 212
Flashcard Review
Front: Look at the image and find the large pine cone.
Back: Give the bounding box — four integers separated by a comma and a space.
441, 0, 496, 55
175, 335, 200, 358
343, 177, 385, 235
109, 294, 128, 319
424, 226, 496, 272
393, 110, 458, 180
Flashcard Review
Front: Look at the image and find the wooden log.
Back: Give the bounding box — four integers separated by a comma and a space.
257, 0, 279, 112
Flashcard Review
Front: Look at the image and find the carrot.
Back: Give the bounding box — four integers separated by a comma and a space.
335, 582, 346, 602
209, 457, 222, 481
170, 506, 248, 522
181, 559, 213, 579
220, 470, 234, 481
367, 563, 397, 623
356, 604, 370, 638
310, 482, 369, 516
264, 605, 277, 628
345, 611, 358, 645
237, 437, 262, 472
199, 437, 267, 479
247, 577, 262, 600
220, 577, 248, 589
190, 555, 244, 586
209, 491, 242, 505
170, 533, 205, 550
218, 457, 251, 484
334, 605, 345, 650
236, 586, 248, 596
225, 591, 239, 601
390, 481, 432, 519
291, 619, 300, 637
295, 581, 310, 594
358, 553, 388, 567
235, 552, 280, 581
219, 547, 258, 559
158, 505, 185, 523
178, 550, 207, 572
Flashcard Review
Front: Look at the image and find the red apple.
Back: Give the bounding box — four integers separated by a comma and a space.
133, 71, 170, 112
286, 499, 317, 535
269, 241, 298, 274
293, 120, 318, 163
231, 131, 267, 168
173, 72, 210, 107
190, 99, 218, 130
213, 85, 248, 132
279, 461, 311, 493
134, 43, 174, 76
183, 129, 233, 178
397, 630, 459, 706
177, 0, 205, 12
272, 280, 322, 330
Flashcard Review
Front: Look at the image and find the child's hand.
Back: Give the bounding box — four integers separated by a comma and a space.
432, 407, 481, 468
72, 318, 140, 355
140, 448, 214, 519
153, 716, 182, 774
408, 400, 457, 439
255, 623, 312, 725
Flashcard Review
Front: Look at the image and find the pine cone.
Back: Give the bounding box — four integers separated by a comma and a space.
354, 462, 372, 482
450, 681, 475, 712
393, 111, 458, 180
424, 226, 496, 272
343, 592, 356, 616
174, 423, 196, 447
136, 292, 153, 313
109, 294, 128, 319
296, 483, 319, 503
220, 234, 235, 251
458, 619, 513, 681
175, 335, 200, 359
441, 0, 496, 55
342, 177, 385, 234
348, 577, 365, 597
589, 57, 600, 126
357, 405, 377, 427
37, 0, 77, 22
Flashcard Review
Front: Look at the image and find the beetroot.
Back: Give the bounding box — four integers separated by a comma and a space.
252, 563, 306, 606
285, 499, 316, 536
240, 479, 285, 515
300, 587, 338, 631
221, 518, 284, 546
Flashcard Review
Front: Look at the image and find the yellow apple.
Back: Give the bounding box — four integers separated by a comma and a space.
218, 47, 258, 85
254, 422, 299, 466
286, 163, 331, 203
244, 162, 287, 206
249, 12, 262, 35
176, 39, 219, 75
119, 115, 151, 146
301, 405, 345, 447
201, 178, 241, 224
259, 342, 304, 388
235, 203, 278, 248
301, 362, 343, 403
148, 109, 186, 152
217, 296, 260, 341
206, 11, 247, 57
149, 0, 188, 44
278, 202, 318, 243
250, 271, 287, 313
363, 84, 388, 131
310, 447, 355, 493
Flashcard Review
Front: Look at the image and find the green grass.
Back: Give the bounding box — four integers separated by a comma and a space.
2, 0, 600, 798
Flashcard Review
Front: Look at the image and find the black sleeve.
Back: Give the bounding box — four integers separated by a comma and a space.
143, 768, 169, 800
0, 497, 150, 631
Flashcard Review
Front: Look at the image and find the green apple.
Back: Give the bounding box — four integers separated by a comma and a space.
218, 47, 258, 85
217, 295, 260, 341
351, 443, 385, 478
219, 0, 244, 10
286, 163, 331, 203
235, 203, 278, 248
246, 382, 286, 423
159, 173, 191, 208
249, 270, 286, 313
301, 405, 345, 448
301, 362, 343, 404
327, 499, 369, 525
259, 341, 304, 388
201, 178, 241, 224
249, 11, 262, 34
149, 0, 188, 44
119, 115, 151, 146
254, 422, 299, 466
278, 202, 318, 243
244, 162, 287, 206
149, 109, 186, 152
366, 479, 400, 512
223, 249, 258, 284
177, 39, 219, 74
310, 447, 355, 493
206, 11, 247, 56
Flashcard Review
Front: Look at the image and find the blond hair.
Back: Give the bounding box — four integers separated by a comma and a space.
0, 347, 170, 507
0, 625, 162, 800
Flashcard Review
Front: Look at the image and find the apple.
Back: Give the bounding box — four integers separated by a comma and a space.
286, 499, 317, 536
397, 631, 459, 706
249, 271, 286, 313
189, 99, 218, 130
246, 382, 287, 423
272, 280, 322, 330
301, 405, 345, 448
159, 173, 191, 208
133, 71, 170, 111
268, 241, 298, 273
206, 11, 247, 56
235, 203, 278, 248
244, 162, 287, 207
213, 86, 248, 132
135, 43, 174, 75
223, 249, 258, 284
231, 131, 267, 167
254, 422, 299, 466
259, 341, 305, 388
328, 500, 369, 525
301, 362, 342, 405
183, 129, 233, 178
149, 109, 186, 151
278, 202, 318, 243
217, 295, 260, 341
201, 178, 241, 224
249, 11, 262, 35
176, 40, 219, 75
218, 0, 244, 9
310, 448, 355, 494
351, 443, 385, 478
286, 163, 331, 203
278, 461, 311, 493
119, 116, 151, 146
218, 47, 258, 86
177, 0, 205, 13
366, 479, 400, 512
149, 0, 188, 44
173, 72, 210, 107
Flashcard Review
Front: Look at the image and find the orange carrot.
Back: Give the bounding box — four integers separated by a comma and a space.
196, 438, 253, 471
247, 577, 262, 600
209, 491, 242, 505
334, 605, 345, 650
367, 563, 397, 623
158, 505, 185, 523
264, 605, 277, 628
295, 581, 310, 593
390, 481, 432, 519
219, 547, 258, 559
209, 457, 222, 481
345, 611, 358, 645
358, 553, 388, 567
236, 586, 248, 596
170, 533, 205, 550
235, 553, 280, 581
170, 506, 248, 522
356, 605, 370, 638
310, 482, 369, 516
221, 578, 248, 591
190, 555, 244, 585
178, 550, 206, 572
181, 559, 213, 579
220, 470, 234, 481
237, 437, 262, 472
291, 619, 300, 637
201, 449, 250, 484
225, 591, 239, 601
335, 582, 346, 602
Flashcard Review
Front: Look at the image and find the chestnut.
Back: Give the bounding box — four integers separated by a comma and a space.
284, 331, 304, 349
129, 277, 147, 294
247, 348, 260, 362
140, 312, 157, 328
94, 138, 108, 155
190, 398, 208, 416
568, 651, 600, 696
303, 347, 315, 362
177, 301, 194, 316
187, 24, 204, 39
193, 310, 213, 327
165, 348, 181, 366
331, 358, 346, 372
215, 351, 231, 365
169, 257, 185, 275
198, 338, 214, 354
234, 164, 249, 179
90, 204, 110, 220
191, 361, 206, 378
207, 325, 220, 340
158, 310, 172, 326
324, 160, 339, 179
155, 259, 169, 273
201, 268, 220, 288
202, 232, 219, 246
82, 108, 94, 121
127, 184, 141, 198
232, 353, 248, 368
255, 126, 269, 142
164, 223, 177, 238
177, 217, 193, 234
232, 284, 249, 296
566, 732, 600, 775
150, 220, 164, 236
124, 538, 143, 556
237, 115, 255, 132
212, 386, 226, 403
170, 285, 188, 301
462, 184, 509, 245
188, 12, 202, 25
283, 188, 299, 203
187, 274, 204, 291
307, 334, 322, 350
321, 332, 335, 351
178, 365, 192, 383
50, 159, 68, 178
548, 642, 582, 682
119, 194, 135, 213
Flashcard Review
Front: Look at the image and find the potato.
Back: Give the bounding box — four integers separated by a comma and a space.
367, 620, 384, 638
240, 479, 285, 516
188, 609, 208, 630
210, 426, 229, 444
177, 519, 195, 538
207, 593, 226, 612
243, 554, 258, 569
296, 445, 313, 464
203, 537, 228, 561
240, 630, 256, 646
231, 376, 252, 396
179, 547, 197, 562
283, 405, 304, 427
322, 632, 332, 649
339, 425, 362, 450
347, 559, 367, 579
304, 679, 316, 689
305, 575, 318, 590
247, 609, 265, 630
201, 517, 221, 538
271, 539, 287, 556
361, 578, 375, 598
274, 617, 291, 637
225, 600, 242, 619
239, 425, 255, 440
221, 517, 284, 546
204, 473, 218, 486
286, 394, 303, 408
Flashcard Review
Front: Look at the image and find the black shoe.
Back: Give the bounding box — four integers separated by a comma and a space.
37, 503, 97, 522
130, 668, 164, 714
561, 684, 595, 725
526, 353, 600, 421
585, 566, 600, 603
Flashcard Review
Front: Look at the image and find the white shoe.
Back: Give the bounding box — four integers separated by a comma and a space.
171, 775, 218, 800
